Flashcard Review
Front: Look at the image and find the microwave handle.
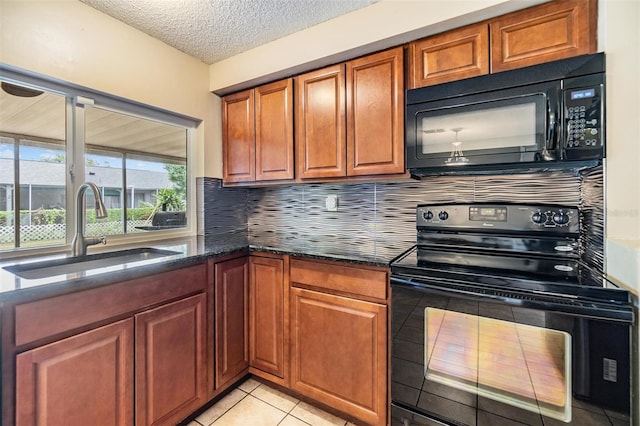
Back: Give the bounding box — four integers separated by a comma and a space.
545, 90, 559, 152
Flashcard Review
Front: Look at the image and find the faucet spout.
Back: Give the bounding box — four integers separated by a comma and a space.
72, 182, 108, 257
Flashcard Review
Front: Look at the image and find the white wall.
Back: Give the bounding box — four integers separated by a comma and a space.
0, 0, 219, 178
598, 3, 640, 417
598, 0, 640, 295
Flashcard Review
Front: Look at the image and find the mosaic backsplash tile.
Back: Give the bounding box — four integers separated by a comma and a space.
198, 177, 248, 247
200, 166, 602, 268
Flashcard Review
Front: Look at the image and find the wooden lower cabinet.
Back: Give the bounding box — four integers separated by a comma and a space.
135, 293, 207, 426
13, 264, 209, 426
16, 318, 134, 426
249, 254, 288, 385
214, 256, 250, 388
290, 287, 388, 426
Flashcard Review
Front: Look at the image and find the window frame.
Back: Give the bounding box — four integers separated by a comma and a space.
0, 64, 199, 258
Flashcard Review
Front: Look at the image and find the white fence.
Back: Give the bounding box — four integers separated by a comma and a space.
0, 220, 152, 244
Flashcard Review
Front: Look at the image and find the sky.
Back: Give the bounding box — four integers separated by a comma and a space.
0, 142, 168, 172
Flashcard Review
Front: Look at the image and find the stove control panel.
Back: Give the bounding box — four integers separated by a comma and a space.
417, 204, 580, 234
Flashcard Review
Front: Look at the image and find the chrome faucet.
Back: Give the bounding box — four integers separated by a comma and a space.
71, 182, 108, 256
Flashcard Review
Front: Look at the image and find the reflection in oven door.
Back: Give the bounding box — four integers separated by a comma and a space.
391, 283, 632, 426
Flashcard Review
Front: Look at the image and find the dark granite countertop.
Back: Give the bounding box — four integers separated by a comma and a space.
0, 237, 393, 303
249, 244, 391, 268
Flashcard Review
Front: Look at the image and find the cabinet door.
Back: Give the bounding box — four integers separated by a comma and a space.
249, 255, 288, 384
16, 319, 134, 426
256, 79, 294, 181
222, 89, 255, 182
490, 0, 597, 73
409, 22, 489, 88
135, 293, 207, 426
295, 64, 347, 179
215, 256, 250, 388
347, 47, 405, 176
290, 287, 387, 426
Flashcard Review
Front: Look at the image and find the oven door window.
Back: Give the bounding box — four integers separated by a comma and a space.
416, 94, 546, 162
425, 307, 572, 422
391, 282, 631, 426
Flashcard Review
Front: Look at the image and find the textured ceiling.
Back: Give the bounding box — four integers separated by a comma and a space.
80, 0, 379, 65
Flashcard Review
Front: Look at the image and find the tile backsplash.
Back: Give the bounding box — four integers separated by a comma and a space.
199, 166, 602, 265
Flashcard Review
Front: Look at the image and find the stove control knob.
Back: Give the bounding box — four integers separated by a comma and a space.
422, 210, 434, 221
531, 212, 545, 224
438, 211, 449, 221
553, 212, 570, 225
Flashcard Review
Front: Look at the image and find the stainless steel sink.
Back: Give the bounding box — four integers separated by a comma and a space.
3, 248, 182, 279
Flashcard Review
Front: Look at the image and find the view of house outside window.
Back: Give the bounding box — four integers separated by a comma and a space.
0, 79, 190, 252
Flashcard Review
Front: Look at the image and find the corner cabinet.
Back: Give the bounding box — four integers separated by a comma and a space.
289, 258, 389, 426
222, 79, 294, 183
249, 253, 289, 386
214, 256, 250, 389
296, 47, 405, 179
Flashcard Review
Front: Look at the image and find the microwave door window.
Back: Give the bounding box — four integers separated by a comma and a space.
418, 97, 543, 160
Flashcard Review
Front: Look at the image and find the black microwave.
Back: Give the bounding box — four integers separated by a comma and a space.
405, 53, 605, 176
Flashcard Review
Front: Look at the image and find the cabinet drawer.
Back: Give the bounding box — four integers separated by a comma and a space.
290, 258, 387, 301
15, 263, 207, 347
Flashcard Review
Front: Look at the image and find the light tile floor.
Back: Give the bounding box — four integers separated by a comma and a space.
187, 378, 356, 426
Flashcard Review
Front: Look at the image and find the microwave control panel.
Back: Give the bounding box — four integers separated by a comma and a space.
564, 84, 603, 156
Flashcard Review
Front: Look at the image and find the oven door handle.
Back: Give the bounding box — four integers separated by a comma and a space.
390, 275, 634, 323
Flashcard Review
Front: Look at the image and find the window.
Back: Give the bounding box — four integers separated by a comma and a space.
0, 71, 195, 253
0, 85, 67, 250
83, 106, 187, 236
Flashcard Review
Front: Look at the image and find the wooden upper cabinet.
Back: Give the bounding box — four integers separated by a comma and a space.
295, 64, 347, 179
256, 79, 294, 181
222, 90, 255, 182
408, 0, 596, 87
409, 23, 489, 88
296, 48, 405, 179
347, 46, 405, 176
223, 78, 294, 183
490, 0, 597, 73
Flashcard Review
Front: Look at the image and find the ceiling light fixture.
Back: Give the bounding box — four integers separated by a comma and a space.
1, 82, 44, 98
